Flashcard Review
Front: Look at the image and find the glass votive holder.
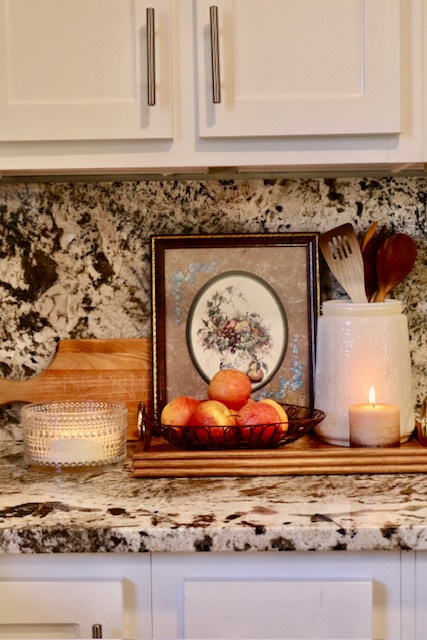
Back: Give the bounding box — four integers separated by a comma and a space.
21, 400, 128, 471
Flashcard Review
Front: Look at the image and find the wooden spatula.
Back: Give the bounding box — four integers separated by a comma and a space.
319, 223, 368, 303
0, 338, 152, 440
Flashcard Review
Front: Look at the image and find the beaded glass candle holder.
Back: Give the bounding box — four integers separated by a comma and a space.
22, 400, 128, 470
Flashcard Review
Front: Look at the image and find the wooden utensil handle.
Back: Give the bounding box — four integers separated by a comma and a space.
0, 378, 41, 406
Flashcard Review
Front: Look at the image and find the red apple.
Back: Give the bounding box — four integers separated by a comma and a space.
188, 400, 237, 446
237, 400, 281, 425
207, 369, 252, 410
188, 400, 237, 427
261, 399, 289, 430
260, 399, 289, 444
160, 395, 200, 426
191, 424, 229, 446
237, 400, 281, 444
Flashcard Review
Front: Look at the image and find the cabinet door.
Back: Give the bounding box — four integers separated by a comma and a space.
0, 580, 122, 639
152, 551, 402, 639
0, 553, 152, 640
415, 553, 427, 638
196, 0, 401, 138
185, 579, 372, 639
0, 0, 172, 141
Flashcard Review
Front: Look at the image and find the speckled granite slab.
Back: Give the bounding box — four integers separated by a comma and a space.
0, 178, 425, 433
2, 441, 427, 554
0, 177, 425, 556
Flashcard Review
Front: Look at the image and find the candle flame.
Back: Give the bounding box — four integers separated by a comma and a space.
369, 385, 376, 408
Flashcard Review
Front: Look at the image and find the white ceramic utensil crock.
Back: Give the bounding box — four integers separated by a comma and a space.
314, 300, 414, 446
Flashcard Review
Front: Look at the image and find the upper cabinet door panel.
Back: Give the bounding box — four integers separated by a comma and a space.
0, 0, 172, 140
196, 0, 401, 138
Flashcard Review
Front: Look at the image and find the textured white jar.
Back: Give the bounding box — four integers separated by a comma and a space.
314, 300, 414, 446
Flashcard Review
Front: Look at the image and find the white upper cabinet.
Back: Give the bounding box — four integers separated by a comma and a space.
196, 0, 401, 138
0, 0, 173, 140
0, 0, 422, 171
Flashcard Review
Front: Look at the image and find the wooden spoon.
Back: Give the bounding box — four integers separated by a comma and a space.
361, 222, 387, 301
374, 233, 417, 302
361, 220, 379, 253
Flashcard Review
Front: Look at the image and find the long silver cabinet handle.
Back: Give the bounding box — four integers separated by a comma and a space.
147, 7, 156, 106
209, 5, 221, 103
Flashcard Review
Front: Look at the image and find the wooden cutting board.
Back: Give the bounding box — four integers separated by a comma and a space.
132, 434, 427, 477
0, 338, 152, 440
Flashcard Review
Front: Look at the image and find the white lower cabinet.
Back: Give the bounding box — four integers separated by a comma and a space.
184, 578, 373, 639
415, 553, 427, 638
0, 553, 152, 639
152, 551, 408, 640
0, 550, 420, 639
0, 580, 122, 639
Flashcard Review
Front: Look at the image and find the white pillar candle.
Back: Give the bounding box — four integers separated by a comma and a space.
349, 387, 400, 447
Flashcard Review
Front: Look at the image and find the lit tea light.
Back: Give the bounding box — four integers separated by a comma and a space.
48, 438, 104, 465
349, 386, 400, 447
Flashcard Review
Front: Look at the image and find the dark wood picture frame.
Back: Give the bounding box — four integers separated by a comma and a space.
151, 233, 320, 415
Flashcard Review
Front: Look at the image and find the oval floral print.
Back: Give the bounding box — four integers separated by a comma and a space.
186, 271, 288, 391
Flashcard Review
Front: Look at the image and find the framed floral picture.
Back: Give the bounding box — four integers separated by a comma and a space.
151, 233, 320, 414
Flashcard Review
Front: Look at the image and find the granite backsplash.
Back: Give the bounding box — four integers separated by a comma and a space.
0, 176, 426, 440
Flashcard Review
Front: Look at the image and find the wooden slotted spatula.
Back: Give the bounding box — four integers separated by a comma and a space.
319, 223, 368, 303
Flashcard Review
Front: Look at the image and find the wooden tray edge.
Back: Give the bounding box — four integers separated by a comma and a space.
132, 433, 427, 477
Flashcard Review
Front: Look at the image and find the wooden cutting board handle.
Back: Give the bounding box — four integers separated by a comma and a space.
0, 338, 152, 440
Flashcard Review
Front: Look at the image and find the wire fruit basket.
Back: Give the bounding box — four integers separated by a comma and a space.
138, 403, 325, 451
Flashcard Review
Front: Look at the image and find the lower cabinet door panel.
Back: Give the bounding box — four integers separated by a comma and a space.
184, 579, 373, 639
152, 551, 403, 639
0, 580, 123, 639
0, 553, 153, 640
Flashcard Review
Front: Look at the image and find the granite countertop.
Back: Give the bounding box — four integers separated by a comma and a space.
1, 441, 427, 554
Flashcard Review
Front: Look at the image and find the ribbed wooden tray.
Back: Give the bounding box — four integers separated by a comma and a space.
132, 433, 427, 477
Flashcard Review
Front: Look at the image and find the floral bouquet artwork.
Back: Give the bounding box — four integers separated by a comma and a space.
151, 233, 319, 412
196, 287, 273, 385
187, 271, 288, 392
